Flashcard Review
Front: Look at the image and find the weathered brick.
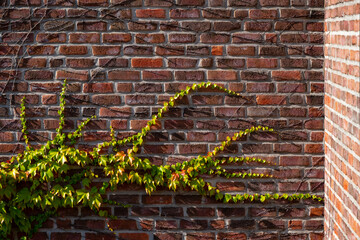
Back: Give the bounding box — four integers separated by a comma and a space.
135, 33, 165, 44
170, 9, 200, 19
28, 45, 56, 55
103, 33, 132, 43
136, 9, 166, 18
59, 46, 87, 55
92, 46, 121, 55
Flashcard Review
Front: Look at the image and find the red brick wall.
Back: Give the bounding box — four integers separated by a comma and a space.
324, 0, 360, 238
0, 0, 325, 239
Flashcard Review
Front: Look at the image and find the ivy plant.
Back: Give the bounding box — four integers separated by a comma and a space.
0, 81, 323, 239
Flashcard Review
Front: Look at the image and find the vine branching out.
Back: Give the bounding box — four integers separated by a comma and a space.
0, 81, 323, 239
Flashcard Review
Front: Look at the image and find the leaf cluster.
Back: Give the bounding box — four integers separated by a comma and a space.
0, 81, 323, 239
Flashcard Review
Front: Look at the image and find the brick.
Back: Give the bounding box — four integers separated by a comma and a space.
108, 220, 137, 230
250, 10, 278, 19
280, 33, 308, 43
280, 108, 307, 117
187, 132, 216, 142
203, 9, 231, 19
110, 0, 141, 6
98, 58, 128, 67
188, 46, 210, 56
208, 70, 237, 80
178, 0, 204, 5
143, 195, 172, 204
229, 0, 256, 6
51, 233, 81, 240
16, 58, 45, 68
3, 9, 31, 19
169, 34, 196, 43
234, 10, 248, 19
76, 21, 106, 31
168, 58, 197, 68
180, 220, 207, 230
229, 220, 256, 230
43, 21, 74, 31
259, 220, 286, 230
275, 143, 302, 153
144, 71, 172, 80
136, 9, 165, 18
92, 46, 121, 55
175, 195, 202, 204
278, 83, 307, 92
0, 45, 21, 55
156, 220, 177, 230
248, 107, 277, 117
275, 21, 303, 31
187, 207, 215, 217
128, 21, 158, 31
217, 182, 245, 191
154, 233, 182, 240
108, 70, 140, 80
117, 233, 148, 240
260, 46, 286, 56
36, 33, 66, 43
68, 9, 97, 18
24, 70, 53, 80
245, 22, 272, 31
132, 58, 163, 68
184, 108, 212, 118
59, 46, 87, 55
256, 95, 287, 105
179, 144, 207, 154
272, 71, 302, 81
100, 9, 131, 19
66, 58, 95, 68
215, 107, 245, 117
84, 83, 113, 93
69, 33, 100, 43
56, 70, 88, 81
281, 9, 310, 18
248, 59, 278, 68
0, 132, 14, 142
156, 46, 185, 56
247, 83, 274, 93
227, 46, 256, 56
213, 21, 241, 31
124, 46, 153, 56
200, 33, 230, 43
241, 71, 269, 81
159, 21, 179, 31
78, 0, 107, 6
92, 95, 121, 105
217, 232, 247, 240
103, 33, 132, 43
99, 107, 131, 118
85, 234, 115, 240
126, 95, 155, 105
181, 22, 211, 32
170, 9, 200, 19
27, 46, 56, 55
135, 33, 165, 44
186, 233, 215, 240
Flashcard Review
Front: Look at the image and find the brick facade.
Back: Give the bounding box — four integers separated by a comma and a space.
0, 0, 326, 239
324, 0, 360, 238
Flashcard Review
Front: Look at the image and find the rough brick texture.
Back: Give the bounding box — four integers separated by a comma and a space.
324, 0, 360, 239
0, 0, 325, 239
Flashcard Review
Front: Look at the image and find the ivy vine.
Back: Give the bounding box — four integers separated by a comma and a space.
0, 81, 323, 239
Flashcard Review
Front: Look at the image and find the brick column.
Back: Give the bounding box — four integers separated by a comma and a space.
324, 0, 360, 238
